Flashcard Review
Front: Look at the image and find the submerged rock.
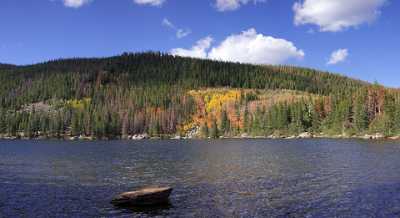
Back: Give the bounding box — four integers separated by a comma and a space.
111, 187, 173, 206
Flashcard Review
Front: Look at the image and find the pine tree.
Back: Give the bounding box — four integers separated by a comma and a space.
383, 93, 396, 136
93, 110, 106, 139
200, 122, 209, 138
149, 116, 160, 137
220, 110, 230, 135
353, 89, 369, 132
71, 111, 83, 136
288, 103, 303, 134
394, 100, 400, 134
234, 102, 241, 135
310, 102, 322, 134
251, 106, 263, 135
210, 118, 219, 139
0, 108, 5, 134
243, 105, 250, 133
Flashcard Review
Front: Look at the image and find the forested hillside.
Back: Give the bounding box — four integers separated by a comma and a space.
0, 52, 399, 139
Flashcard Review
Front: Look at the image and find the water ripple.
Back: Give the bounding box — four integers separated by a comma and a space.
1, 139, 400, 217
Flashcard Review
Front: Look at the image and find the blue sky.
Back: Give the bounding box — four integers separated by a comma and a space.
1, 0, 399, 87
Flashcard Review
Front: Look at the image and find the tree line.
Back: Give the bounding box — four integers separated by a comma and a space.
0, 52, 398, 139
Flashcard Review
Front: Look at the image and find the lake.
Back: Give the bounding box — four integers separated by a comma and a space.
1, 139, 400, 217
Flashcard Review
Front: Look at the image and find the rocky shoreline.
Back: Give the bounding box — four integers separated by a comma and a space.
1, 132, 399, 141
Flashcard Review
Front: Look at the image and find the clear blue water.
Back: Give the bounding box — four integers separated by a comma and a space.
1, 139, 400, 217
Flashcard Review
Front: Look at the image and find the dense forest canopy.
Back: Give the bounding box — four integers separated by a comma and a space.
0, 52, 399, 139
0, 63, 16, 71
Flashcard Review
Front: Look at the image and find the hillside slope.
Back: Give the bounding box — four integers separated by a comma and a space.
0, 52, 399, 139
0, 52, 366, 107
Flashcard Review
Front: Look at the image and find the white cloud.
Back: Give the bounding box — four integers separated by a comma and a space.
215, 0, 266, 11
134, 0, 165, 6
293, 0, 386, 32
327, 49, 348, 65
61, 0, 166, 8
209, 29, 304, 64
171, 37, 213, 59
60, 0, 266, 10
176, 29, 192, 39
171, 28, 304, 65
162, 18, 174, 29
162, 18, 191, 39
63, 0, 91, 8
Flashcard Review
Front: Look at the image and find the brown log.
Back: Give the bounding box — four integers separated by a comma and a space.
111, 187, 173, 206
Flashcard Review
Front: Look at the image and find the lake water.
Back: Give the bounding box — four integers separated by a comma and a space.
1, 139, 400, 217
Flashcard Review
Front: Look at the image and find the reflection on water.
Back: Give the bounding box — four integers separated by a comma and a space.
114, 202, 173, 216
1, 139, 400, 217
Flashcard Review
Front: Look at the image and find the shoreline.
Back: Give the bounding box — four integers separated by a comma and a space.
0, 133, 399, 141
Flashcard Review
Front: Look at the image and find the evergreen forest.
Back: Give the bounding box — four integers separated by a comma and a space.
1, 52, 399, 139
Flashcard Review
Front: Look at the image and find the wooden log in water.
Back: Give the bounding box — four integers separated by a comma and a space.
111, 187, 173, 206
